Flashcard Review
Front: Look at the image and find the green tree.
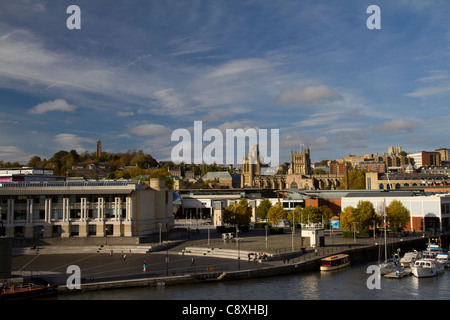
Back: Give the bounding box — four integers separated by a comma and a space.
320, 205, 334, 223
222, 199, 252, 227
287, 205, 303, 226
233, 198, 252, 226
386, 200, 410, 229
266, 202, 287, 226
355, 200, 379, 230
256, 199, 272, 221
340, 206, 357, 231
339, 169, 366, 189
302, 205, 324, 224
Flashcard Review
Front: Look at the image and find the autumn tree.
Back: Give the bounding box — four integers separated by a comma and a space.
340, 206, 357, 231
223, 198, 252, 227
386, 200, 410, 229
339, 169, 366, 189
256, 199, 272, 221
287, 205, 303, 226
340, 201, 381, 231
266, 202, 287, 226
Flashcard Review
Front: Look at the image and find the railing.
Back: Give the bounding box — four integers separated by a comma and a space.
0, 180, 141, 188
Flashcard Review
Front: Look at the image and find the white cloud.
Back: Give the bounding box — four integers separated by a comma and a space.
405, 86, 450, 98
28, 99, 77, 115
129, 124, 172, 136
205, 58, 280, 79
54, 134, 95, 152
372, 119, 418, 134
0, 146, 31, 163
276, 85, 343, 105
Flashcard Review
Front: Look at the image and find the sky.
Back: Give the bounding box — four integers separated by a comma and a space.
1, 0, 450, 166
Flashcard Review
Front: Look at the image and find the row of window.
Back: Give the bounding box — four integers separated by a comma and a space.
12, 224, 117, 238
0, 194, 128, 205
1, 208, 127, 221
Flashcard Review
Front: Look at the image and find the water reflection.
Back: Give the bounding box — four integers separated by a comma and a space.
56, 261, 450, 300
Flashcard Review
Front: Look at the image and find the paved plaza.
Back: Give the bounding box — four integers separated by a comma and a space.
11, 228, 424, 286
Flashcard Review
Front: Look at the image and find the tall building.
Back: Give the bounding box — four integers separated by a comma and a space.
96, 139, 102, 158
289, 148, 312, 175
409, 151, 441, 169
436, 148, 450, 162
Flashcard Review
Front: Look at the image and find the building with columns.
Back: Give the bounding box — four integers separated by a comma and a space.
0, 178, 173, 240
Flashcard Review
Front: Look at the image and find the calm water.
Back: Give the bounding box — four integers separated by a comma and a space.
57, 260, 450, 300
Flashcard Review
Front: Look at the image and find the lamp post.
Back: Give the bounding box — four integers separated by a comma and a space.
353, 222, 356, 243
159, 223, 162, 244
236, 226, 240, 271
265, 224, 268, 250
292, 211, 295, 252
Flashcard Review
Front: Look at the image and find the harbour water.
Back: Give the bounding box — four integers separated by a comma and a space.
57, 260, 450, 300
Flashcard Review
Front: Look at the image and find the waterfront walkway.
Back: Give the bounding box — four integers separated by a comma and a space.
11, 228, 429, 291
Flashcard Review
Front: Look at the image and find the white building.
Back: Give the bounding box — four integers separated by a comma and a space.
0, 178, 173, 239
341, 191, 450, 232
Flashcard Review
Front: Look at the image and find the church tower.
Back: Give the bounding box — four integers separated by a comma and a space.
240, 145, 261, 187
96, 139, 102, 158
289, 147, 311, 176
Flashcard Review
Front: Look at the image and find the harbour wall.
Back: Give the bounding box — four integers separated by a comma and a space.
58, 236, 430, 292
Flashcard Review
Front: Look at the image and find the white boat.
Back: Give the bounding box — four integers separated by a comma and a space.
320, 254, 351, 271
379, 258, 400, 275
426, 244, 444, 253
400, 250, 421, 267
411, 259, 444, 278
436, 252, 450, 268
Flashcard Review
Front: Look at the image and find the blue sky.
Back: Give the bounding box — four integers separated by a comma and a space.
1, 0, 450, 165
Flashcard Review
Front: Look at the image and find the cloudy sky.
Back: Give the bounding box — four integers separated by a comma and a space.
1, 0, 450, 165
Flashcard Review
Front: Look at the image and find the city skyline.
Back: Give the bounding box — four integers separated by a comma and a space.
1, 1, 450, 165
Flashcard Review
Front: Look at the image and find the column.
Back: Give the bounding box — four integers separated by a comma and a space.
7, 199, 14, 225
80, 198, 87, 222
63, 198, 70, 222
126, 197, 132, 221
27, 199, 33, 224
114, 197, 121, 221
97, 197, 104, 222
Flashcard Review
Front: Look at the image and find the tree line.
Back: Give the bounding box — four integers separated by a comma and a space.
340, 200, 410, 232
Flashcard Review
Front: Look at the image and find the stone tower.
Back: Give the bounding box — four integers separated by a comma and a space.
96, 139, 102, 158
289, 147, 311, 176
240, 145, 261, 187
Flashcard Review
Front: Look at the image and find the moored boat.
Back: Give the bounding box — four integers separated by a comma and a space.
436, 252, 450, 268
379, 257, 400, 275
411, 259, 444, 278
320, 254, 350, 271
0, 282, 58, 300
400, 250, 421, 267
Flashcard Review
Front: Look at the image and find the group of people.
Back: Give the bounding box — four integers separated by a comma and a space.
248, 252, 268, 262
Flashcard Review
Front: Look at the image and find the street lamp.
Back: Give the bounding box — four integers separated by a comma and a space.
265, 224, 269, 249
353, 222, 356, 243
292, 211, 295, 252
236, 226, 240, 271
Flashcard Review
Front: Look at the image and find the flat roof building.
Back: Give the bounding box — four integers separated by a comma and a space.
0, 178, 173, 240
341, 190, 450, 232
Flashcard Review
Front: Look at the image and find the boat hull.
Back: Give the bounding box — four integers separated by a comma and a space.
320, 260, 350, 271
320, 254, 351, 271
0, 284, 58, 300
411, 261, 444, 278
